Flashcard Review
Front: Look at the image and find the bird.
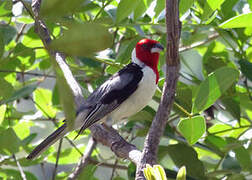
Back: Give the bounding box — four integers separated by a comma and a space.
27, 38, 164, 160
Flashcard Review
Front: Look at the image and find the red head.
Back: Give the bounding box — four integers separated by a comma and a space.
133, 39, 164, 83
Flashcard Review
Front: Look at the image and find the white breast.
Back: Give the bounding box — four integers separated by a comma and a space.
109, 66, 157, 124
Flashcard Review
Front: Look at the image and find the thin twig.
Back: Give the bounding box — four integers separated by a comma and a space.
110, 159, 118, 180
13, 154, 27, 180
68, 137, 97, 180
15, 24, 27, 42
87, 158, 128, 170
0, 70, 55, 78
52, 138, 63, 180
19, 0, 34, 19
179, 33, 219, 52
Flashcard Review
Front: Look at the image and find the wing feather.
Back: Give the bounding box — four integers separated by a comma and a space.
76, 63, 143, 135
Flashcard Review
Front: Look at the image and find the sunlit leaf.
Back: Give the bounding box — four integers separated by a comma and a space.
192, 67, 239, 113
0, 0, 12, 17
154, 0, 165, 18
22, 26, 43, 48
220, 13, 252, 28
0, 104, 6, 124
134, 0, 147, 20
34, 88, 57, 117
176, 166, 186, 180
179, 0, 193, 16
202, 0, 225, 20
178, 115, 206, 145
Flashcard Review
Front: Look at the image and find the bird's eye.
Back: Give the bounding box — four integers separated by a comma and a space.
141, 44, 149, 50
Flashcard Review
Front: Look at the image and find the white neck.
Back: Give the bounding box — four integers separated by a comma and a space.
131, 48, 145, 67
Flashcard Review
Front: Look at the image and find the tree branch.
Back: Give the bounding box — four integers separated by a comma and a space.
31, 0, 142, 176
13, 154, 27, 180
135, 0, 181, 179
68, 137, 97, 180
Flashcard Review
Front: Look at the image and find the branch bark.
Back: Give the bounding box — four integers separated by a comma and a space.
135, 0, 181, 179
30, 0, 142, 178
68, 137, 97, 180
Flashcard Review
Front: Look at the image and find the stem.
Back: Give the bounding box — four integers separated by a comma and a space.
173, 101, 192, 117
52, 138, 63, 180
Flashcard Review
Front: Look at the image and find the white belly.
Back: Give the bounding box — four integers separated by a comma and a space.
109, 66, 157, 123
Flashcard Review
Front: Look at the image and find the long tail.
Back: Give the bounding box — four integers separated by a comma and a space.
26, 124, 68, 160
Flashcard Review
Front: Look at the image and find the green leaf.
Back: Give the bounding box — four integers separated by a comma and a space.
179, 0, 193, 16
221, 96, 240, 120
227, 138, 252, 172
192, 67, 239, 113
116, 0, 141, 23
40, 0, 86, 19
48, 146, 84, 164
50, 23, 112, 56
0, 128, 22, 154
34, 88, 57, 118
238, 59, 252, 81
222, 155, 241, 171
174, 82, 192, 117
22, 26, 43, 48
205, 135, 227, 155
1, 84, 37, 105
176, 166, 186, 180
178, 115, 206, 145
0, 0, 12, 17
116, 37, 142, 63
220, 13, 252, 28
0, 104, 6, 124
154, 0, 165, 18
78, 164, 98, 180
13, 43, 36, 70
55, 78, 76, 130
249, 0, 252, 10
134, 0, 147, 20
202, 41, 236, 76
0, 24, 16, 45
202, 0, 225, 20
153, 165, 167, 180
167, 143, 205, 179
0, 78, 14, 102
105, 65, 121, 75
0, 32, 4, 58
0, 169, 37, 180
144, 164, 156, 180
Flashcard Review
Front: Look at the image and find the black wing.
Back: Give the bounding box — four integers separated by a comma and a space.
76, 63, 143, 134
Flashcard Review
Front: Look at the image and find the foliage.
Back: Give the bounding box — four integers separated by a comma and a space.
0, 0, 252, 179
144, 164, 167, 180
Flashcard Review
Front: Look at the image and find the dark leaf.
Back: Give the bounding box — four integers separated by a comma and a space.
167, 143, 206, 179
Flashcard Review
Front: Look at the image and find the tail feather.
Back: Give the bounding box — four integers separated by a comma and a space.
27, 124, 68, 160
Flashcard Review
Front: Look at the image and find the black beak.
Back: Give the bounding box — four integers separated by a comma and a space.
154, 43, 164, 51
